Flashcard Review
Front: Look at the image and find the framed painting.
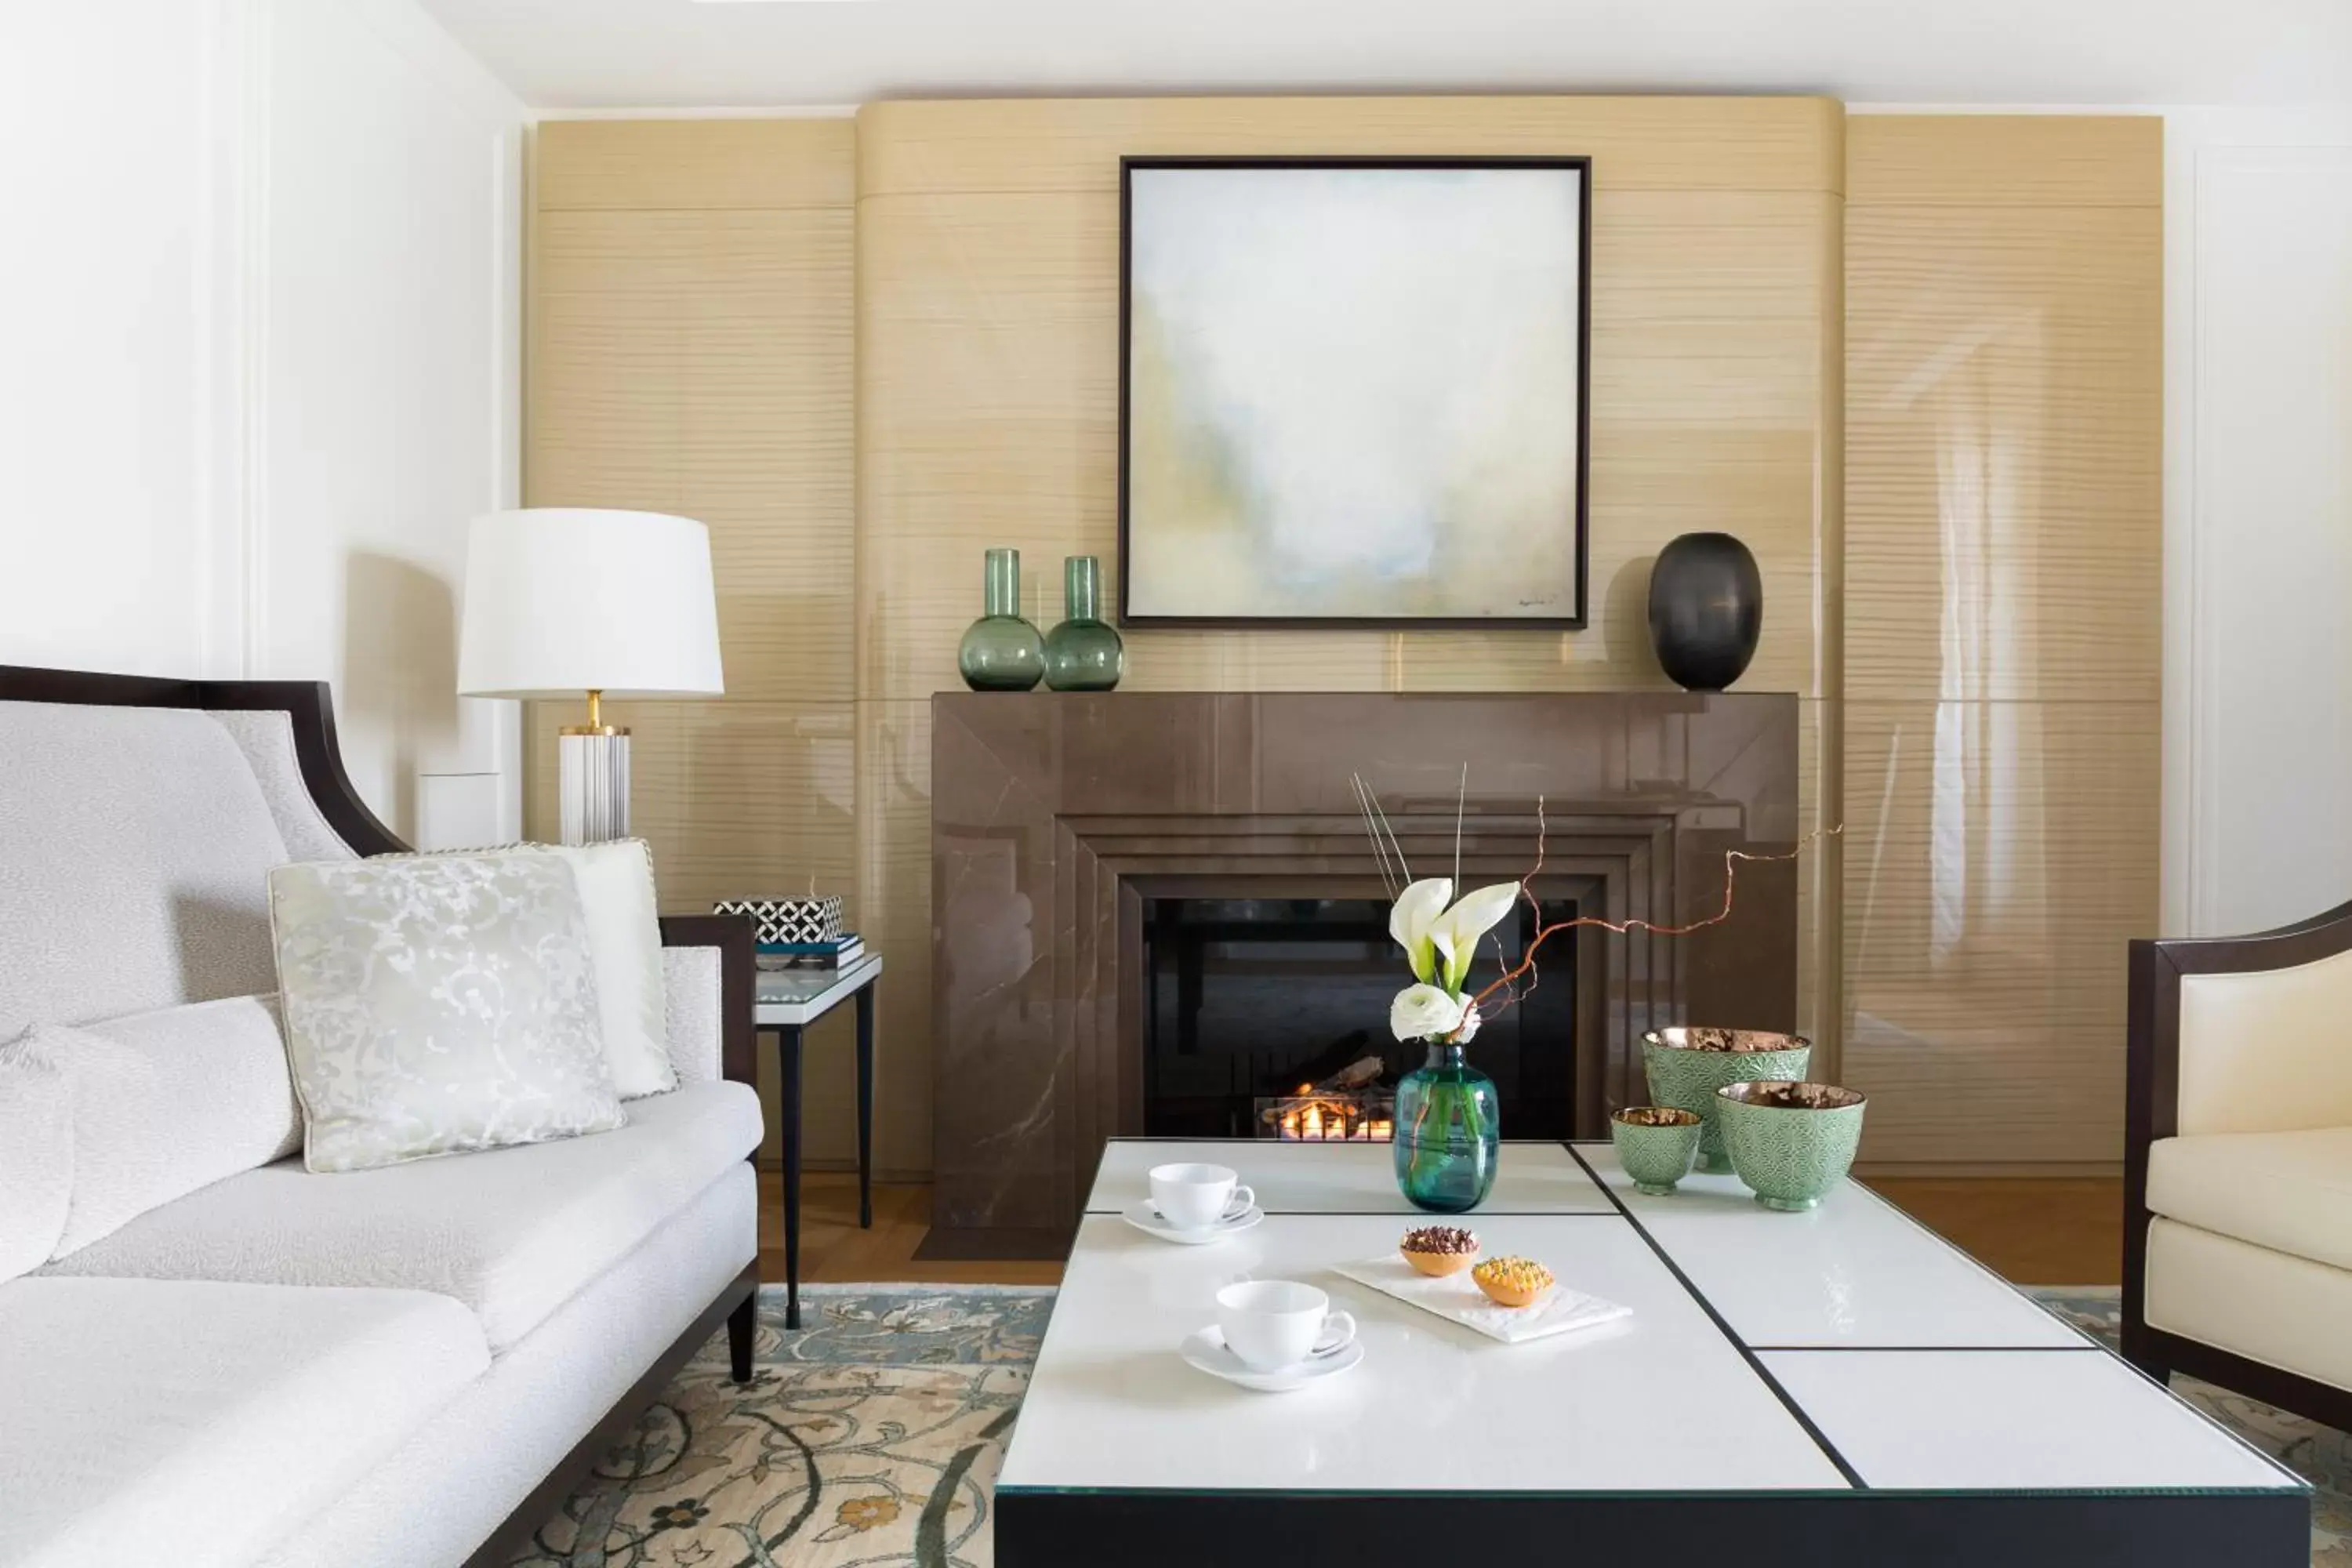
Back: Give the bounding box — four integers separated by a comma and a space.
1118, 155, 1592, 630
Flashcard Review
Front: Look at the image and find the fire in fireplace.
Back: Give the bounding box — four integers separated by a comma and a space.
1258, 1089, 1396, 1142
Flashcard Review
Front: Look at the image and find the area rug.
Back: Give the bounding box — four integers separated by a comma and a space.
509, 1285, 1051, 1568
513, 1283, 2349, 1567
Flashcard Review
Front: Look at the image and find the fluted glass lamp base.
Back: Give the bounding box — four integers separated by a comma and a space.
558, 730, 631, 845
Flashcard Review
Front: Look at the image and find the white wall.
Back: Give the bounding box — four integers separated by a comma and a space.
0, 8, 223, 678
0, 0, 525, 843
2162, 108, 2352, 937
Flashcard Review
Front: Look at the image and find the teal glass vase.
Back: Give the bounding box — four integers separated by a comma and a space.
1392, 1042, 1500, 1213
957, 547, 1045, 691
1042, 556, 1124, 691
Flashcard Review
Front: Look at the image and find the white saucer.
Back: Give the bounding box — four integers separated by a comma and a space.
1178, 1326, 1364, 1392
1120, 1198, 1264, 1245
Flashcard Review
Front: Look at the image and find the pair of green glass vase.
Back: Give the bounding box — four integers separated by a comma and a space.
957, 548, 1125, 692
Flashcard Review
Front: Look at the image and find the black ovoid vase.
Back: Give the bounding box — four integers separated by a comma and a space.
1647, 532, 1763, 691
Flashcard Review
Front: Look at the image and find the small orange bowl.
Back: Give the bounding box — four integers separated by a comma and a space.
1399, 1225, 1479, 1276
1403, 1248, 1475, 1278
1472, 1256, 1555, 1308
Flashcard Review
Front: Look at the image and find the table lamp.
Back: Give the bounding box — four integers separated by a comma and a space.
457, 508, 724, 845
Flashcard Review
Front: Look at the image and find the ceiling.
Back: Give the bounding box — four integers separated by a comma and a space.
416, 0, 2352, 111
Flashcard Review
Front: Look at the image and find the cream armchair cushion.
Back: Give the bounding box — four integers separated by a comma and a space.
2146, 1127, 2352, 1273
2176, 943, 2352, 1134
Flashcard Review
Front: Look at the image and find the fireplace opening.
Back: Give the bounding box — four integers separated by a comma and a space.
1140, 895, 1578, 1140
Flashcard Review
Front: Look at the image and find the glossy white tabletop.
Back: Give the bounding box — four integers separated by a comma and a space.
1084, 1138, 1613, 1215
1004, 1138, 2302, 1501
1761, 1350, 2301, 1492
998, 1212, 1849, 1495
1577, 1143, 2090, 1348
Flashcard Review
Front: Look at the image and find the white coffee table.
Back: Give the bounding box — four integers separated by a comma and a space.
995, 1138, 2308, 1567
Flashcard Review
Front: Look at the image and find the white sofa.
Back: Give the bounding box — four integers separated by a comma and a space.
0, 668, 763, 1568
2124, 896, 2352, 1436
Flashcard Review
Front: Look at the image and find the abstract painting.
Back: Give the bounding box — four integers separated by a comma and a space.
1120, 157, 1591, 627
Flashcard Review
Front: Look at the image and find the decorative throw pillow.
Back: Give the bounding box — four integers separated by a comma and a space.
267, 853, 623, 1173
370, 840, 673, 1099
544, 840, 673, 1098
25, 996, 302, 1256
0, 1036, 72, 1282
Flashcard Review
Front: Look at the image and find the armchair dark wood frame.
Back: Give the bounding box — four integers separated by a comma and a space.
2124, 895, 2352, 1436
0, 664, 762, 1568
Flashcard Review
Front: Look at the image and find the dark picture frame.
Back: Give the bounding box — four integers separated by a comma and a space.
1117, 155, 1593, 630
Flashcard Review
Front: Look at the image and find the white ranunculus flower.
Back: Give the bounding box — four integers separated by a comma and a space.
1390, 982, 1465, 1044
1454, 1000, 1483, 1043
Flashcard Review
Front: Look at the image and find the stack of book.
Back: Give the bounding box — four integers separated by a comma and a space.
754, 933, 865, 972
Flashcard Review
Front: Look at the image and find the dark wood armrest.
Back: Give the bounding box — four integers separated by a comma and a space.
659, 914, 757, 1089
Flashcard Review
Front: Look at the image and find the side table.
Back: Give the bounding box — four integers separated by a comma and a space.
753, 953, 884, 1330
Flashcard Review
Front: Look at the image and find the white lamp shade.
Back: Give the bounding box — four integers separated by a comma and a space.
457, 509, 725, 699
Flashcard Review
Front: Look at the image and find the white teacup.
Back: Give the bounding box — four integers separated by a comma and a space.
1214, 1279, 1357, 1372
1149, 1163, 1254, 1232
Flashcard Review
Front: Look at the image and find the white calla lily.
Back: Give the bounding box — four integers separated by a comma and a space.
1390, 983, 1466, 1044
1436, 882, 1522, 992
1388, 877, 1453, 984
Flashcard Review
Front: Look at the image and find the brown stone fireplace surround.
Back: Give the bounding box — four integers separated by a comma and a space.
928, 691, 1797, 1251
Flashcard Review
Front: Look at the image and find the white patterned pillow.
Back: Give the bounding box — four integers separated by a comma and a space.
267, 854, 623, 1172
371, 840, 673, 1099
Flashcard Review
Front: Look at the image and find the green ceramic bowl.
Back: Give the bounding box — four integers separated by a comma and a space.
1641, 1028, 1812, 1173
1715, 1080, 1867, 1211
1610, 1106, 1704, 1195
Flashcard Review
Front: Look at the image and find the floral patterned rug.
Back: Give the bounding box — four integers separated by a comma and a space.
512, 1283, 2349, 1567
509, 1286, 1051, 1568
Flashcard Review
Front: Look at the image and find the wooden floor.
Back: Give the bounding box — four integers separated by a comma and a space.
763, 1171, 2124, 1289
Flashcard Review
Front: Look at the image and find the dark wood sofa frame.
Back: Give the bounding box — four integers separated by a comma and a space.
0, 662, 760, 1567
2124, 894, 2352, 1436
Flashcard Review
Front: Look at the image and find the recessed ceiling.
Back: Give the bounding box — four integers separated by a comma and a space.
414, 0, 2352, 111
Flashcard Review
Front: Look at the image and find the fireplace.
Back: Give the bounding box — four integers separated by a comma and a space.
1142, 895, 1580, 1141
930, 691, 1800, 1242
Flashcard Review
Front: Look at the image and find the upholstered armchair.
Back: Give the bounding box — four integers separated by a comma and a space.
2124, 897, 2352, 1431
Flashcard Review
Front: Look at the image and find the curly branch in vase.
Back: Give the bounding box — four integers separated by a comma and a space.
1463, 805, 1845, 1030
1356, 772, 1842, 1047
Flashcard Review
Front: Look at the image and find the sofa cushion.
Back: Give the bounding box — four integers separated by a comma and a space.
0, 1038, 72, 1283
30, 996, 303, 1258
267, 851, 623, 1172
373, 840, 676, 1099
2146, 1127, 2352, 1273
0, 700, 292, 1041
41, 1080, 761, 1350
0, 1276, 488, 1568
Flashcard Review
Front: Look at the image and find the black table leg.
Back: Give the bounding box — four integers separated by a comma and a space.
779, 1022, 804, 1330
855, 981, 875, 1229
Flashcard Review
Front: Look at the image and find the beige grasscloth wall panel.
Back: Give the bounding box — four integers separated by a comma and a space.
525, 118, 866, 1170
1841, 115, 2161, 1169
524, 101, 2161, 1179
855, 96, 1849, 1182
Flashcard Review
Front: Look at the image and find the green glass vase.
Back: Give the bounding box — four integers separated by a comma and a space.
1392, 1042, 1500, 1213
957, 547, 1045, 691
1042, 556, 1125, 691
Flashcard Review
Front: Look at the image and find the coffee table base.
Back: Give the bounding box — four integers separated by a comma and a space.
998, 1487, 2307, 1568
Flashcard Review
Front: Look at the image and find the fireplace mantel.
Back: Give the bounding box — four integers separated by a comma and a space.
929, 691, 1798, 1243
